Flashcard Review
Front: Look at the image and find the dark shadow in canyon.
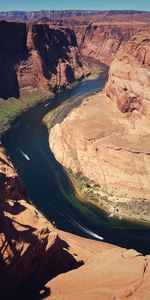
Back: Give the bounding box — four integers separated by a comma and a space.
0, 21, 29, 99
0, 173, 84, 300
32, 24, 76, 80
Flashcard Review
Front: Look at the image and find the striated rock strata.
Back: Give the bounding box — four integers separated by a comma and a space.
78, 23, 138, 64
105, 30, 150, 114
0, 21, 83, 99
50, 93, 150, 222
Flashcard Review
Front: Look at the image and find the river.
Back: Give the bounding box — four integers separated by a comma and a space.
2, 71, 150, 254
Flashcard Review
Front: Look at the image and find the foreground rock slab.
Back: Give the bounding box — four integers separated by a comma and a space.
46, 247, 150, 300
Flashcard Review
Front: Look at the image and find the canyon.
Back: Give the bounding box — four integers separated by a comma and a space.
0, 10, 150, 300
1, 10, 150, 22
0, 14, 149, 101
0, 21, 83, 100
76, 22, 138, 64
49, 28, 150, 222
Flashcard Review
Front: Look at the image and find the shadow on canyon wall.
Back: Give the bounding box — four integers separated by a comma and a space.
0, 171, 84, 300
0, 21, 29, 99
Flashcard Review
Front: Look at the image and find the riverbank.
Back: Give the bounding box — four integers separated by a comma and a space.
49, 91, 150, 226
2, 68, 150, 254
43, 67, 104, 129
66, 168, 150, 226
0, 65, 103, 137
0, 90, 53, 136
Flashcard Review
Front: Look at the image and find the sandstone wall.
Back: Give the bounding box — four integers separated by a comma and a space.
0, 21, 84, 99
50, 93, 150, 222
77, 23, 138, 64
105, 30, 150, 114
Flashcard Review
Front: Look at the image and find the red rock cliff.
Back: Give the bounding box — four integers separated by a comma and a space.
105, 30, 150, 114
0, 21, 84, 99
77, 22, 138, 65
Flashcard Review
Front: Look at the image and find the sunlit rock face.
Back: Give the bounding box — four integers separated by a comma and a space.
50, 92, 150, 223
105, 30, 150, 114
76, 22, 138, 65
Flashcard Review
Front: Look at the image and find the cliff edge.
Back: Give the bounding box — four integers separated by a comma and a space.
0, 21, 84, 100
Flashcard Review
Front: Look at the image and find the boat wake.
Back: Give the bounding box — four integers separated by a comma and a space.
17, 147, 30, 161
69, 217, 104, 241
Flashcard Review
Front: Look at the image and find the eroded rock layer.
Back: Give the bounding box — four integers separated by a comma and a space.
105, 30, 150, 114
0, 21, 83, 99
50, 93, 150, 222
77, 23, 138, 64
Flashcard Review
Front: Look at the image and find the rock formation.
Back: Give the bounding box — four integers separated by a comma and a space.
49, 27, 150, 223
49, 92, 150, 223
0, 143, 84, 299
78, 22, 138, 64
46, 246, 150, 300
0, 21, 83, 99
105, 29, 150, 114
1, 144, 150, 300
0, 10, 150, 22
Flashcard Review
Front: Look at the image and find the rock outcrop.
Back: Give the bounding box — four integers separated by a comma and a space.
1, 143, 150, 300
105, 30, 150, 114
49, 29, 150, 222
0, 144, 84, 299
0, 21, 83, 99
77, 23, 138, 64
50, 93, 150, 222
46, 247, 150, 300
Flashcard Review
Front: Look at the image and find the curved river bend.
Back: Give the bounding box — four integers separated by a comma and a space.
2, 72, 150, 254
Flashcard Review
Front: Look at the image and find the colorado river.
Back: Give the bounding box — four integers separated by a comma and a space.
2, 71, 150, 254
